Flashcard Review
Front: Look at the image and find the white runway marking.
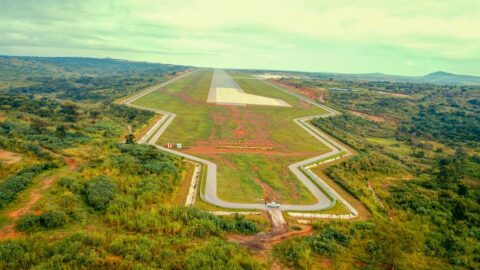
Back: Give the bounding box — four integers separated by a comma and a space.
208, 69, 291, 107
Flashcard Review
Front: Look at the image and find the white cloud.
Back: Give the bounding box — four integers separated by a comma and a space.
0, 0, 479, 75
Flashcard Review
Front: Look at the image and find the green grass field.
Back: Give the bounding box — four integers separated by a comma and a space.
132, 69, 331, 205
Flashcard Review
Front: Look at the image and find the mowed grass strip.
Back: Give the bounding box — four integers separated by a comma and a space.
132, 69, 213, 146
216, 153, 318, 205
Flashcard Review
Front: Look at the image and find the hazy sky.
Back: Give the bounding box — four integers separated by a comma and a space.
1, 0, 479, 76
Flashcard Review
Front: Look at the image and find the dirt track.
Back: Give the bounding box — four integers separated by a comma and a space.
0, 157, 77, 239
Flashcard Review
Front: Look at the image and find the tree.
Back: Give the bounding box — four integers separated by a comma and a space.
60, 101, 78, 122
436, 148, 467, 185
125, 133, 135, 144
452, 202, 467, 221
84, 176, 116, 211
30, 118, 49, 134
89, 110, 100, 123
55, 125, 67, 138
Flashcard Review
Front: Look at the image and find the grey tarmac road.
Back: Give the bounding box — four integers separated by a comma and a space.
123, 69, 357, 214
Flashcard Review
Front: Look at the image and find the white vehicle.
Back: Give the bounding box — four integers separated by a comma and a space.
266, 201, 280, 208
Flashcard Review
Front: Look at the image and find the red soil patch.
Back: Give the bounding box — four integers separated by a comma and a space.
173, 92, 204, 106
189, 106, 283, 155
269, 79, 325, 103
251, 165, 280, 202
64, 157, 78, 171
349, 110, 386, 123
0, 157, 78, 239
320, 259, 333, 268
184, 145, 318, 157
229, 106, 247, 139
0, 224, 21, 239
299, 99, 311, 109
221, 158, 238, 170
0, 149, 21, 164
7, 175, 55, 221
228, 211, 313, 252
253, 177, 279, 202
228, 224, 313, 251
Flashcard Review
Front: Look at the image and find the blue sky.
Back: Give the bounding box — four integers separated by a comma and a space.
1, 0, 479, 76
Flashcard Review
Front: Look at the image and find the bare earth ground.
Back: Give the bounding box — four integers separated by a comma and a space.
0, 149, 22, 164
268, 79, 326, 103
376, 91, 412, 98
228, 210, 313, 269
0, 157, 77, 239
228, 211, 311, 250
348, 110, 387, 123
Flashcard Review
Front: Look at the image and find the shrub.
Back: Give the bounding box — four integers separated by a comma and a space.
16, 211, 67, 231
16, 214, 41, 231
84, 176, 117, 211
232, 214, 260, 234
273, 240, 312, 269
40, 211, 67, 228
185, 239, 263, 270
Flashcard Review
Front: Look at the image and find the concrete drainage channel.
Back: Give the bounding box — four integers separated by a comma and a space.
121, 70, 359, 220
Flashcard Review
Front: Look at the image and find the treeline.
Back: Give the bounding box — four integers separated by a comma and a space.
0, 55, 188, 80
7, 76, 155, 101
0, 95, 155, 155
109, 104, 155, 130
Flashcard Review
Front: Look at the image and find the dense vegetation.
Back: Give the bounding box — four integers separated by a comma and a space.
0, 57, 263, 269
271, 76, 480, 269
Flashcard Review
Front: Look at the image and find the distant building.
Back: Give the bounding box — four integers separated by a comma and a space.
166, 143, 173, 149
176, 143, 182, 149
328, 87, 351, 91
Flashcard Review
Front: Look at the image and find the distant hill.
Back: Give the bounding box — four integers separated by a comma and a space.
420, 71, 480, 85
0, 55, 188, 79
251, 68, 480, 86
311, 71, 480, 85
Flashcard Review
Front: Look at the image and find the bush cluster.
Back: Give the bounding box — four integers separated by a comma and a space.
0, 163, 57, 208
16, 211, 68, 231
84, 176, 117, 211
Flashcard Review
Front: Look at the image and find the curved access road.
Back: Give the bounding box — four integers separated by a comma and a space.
122, 69, 358, 216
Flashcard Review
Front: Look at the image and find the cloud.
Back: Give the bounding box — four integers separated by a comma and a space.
0, 0, 479, 75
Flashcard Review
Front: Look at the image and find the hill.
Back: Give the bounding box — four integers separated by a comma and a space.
0, 55, 188, 79
421, 71, 480, 85
251, 69, 480, 86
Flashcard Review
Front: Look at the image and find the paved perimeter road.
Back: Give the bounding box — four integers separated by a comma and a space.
123, 69, 358, 215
